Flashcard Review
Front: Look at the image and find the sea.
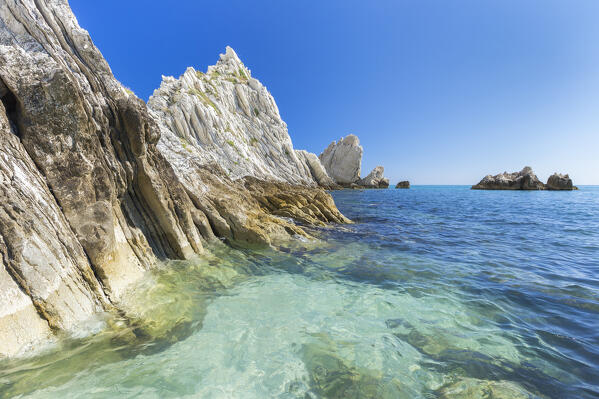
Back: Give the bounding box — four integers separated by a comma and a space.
0, 186, 597, 398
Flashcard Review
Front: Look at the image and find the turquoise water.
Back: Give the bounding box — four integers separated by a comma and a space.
1, 186, 598, 398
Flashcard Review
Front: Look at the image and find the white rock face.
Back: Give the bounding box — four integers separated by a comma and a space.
148, 47, 331, 186
358, 166, 390, 188
319, 134, 363, 184
294, 150, 336, 188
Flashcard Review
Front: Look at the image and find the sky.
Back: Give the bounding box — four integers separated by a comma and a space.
70, 0, 599, 185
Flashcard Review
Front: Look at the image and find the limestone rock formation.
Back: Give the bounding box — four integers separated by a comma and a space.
295, 150, 337, 188
148, 47, 330, 187
546, 173, 577, 190
396, 181, 410, 189
319, 134, 363, 185
471, 167, 545, 190
357, 166, 390, 188
0, 1, 349, 357
318, 134, 389, 188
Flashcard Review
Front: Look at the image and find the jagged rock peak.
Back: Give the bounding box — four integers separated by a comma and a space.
207, 46, 251, 78
149, 47, 330, 186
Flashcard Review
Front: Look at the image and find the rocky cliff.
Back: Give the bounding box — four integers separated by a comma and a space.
0, 0, 348, 357
148, 47, 332, 187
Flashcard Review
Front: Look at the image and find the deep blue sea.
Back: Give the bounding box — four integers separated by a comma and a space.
1, 186, 598, 398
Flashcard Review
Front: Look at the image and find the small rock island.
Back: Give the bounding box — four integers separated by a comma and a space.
396, 181, 410, 189
472, 167, 577, 190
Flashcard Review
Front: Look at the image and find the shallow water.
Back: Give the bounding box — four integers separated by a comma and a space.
1, 186, 598, 398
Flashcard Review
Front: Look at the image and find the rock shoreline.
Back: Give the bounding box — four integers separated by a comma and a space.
0, 1, 350, 357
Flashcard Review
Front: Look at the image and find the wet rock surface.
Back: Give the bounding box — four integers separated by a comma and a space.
396, 180, 410, 189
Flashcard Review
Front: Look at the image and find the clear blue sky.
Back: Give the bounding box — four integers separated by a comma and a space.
70, 0, 599, 185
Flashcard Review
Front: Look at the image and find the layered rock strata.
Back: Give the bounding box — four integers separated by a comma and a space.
148, 47, 332, 187
472, 167, 577, 191
0, 1, 348, 357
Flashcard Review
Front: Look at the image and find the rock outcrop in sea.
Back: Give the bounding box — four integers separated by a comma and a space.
546, 173, 577, 190
319, 134, 363, 184
319, 134, 389, 188
396, 181, 410, 189
358, 166, 390, 188
472, 167, 545, 190
0, 1, 348, 357
472, 167, 577, 190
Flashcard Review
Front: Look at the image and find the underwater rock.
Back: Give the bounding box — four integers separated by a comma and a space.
546, 173, 577, 190
396, 181, 410, 189
438, 377, 534, 399
471, 166, 545, 190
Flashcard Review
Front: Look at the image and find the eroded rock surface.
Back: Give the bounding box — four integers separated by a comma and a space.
546, 173, 577, 190
0, 1, 349, 357
471, 167, 545, 190
358, 166, 389, 188
319, 134, 363, 185
148, 47, 331, 187
395, 181, 410, 189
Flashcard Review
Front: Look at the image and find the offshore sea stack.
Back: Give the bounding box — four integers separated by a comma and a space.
0, 1, 348, 357
472, 167, 577, 190
319, 134, 389, 188
358, 166, 390, 188
546, 173, 577, 190
396, 181, 410, 189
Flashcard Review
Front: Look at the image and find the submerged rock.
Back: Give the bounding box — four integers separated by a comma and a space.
395, 180, 410, 189
471, 167, 545, 190
358, 166, 389, 188
546, 173, 577, 190
438, 377, 534, 399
